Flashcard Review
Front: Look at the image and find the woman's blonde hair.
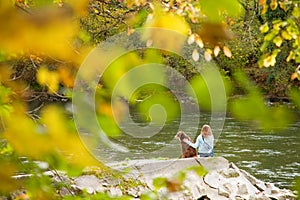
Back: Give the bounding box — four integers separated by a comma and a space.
201, 124, 213, 137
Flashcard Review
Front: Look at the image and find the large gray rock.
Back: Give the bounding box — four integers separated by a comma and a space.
109, 157, 297, 200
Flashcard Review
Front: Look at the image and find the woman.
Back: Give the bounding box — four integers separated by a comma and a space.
184, 124, 214, 157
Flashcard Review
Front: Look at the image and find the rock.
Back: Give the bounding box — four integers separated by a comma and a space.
220, 168, 240, 178
59, 187, 75, 196
108, 187, 123, 197
249, 193, 270, 200
109, 157, 296, 200
218, 187, 230, 198
237, 182, 248, 195
73, 175, 105, 194
204, 171, 222, 189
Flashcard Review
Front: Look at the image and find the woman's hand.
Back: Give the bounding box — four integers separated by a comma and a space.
182, 138, 189, 144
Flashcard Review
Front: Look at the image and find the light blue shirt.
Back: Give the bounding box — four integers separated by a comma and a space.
186, 135, 214, 154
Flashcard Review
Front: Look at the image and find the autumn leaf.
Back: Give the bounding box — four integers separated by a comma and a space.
188, 34, 195, 45
37, 67, 60, 93
223, 46, 232, 58
204, 49, 212, 61
260, 23, 269, 33
195, 35, 204, 48
270, 0, 278, 10
192, 49, 200, 61
214, 46, 220, 56
273, 36, 283, 47
143, 5, 189, 52
263, 54, 276, 67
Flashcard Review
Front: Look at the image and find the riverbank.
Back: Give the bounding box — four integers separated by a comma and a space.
10, 157, 296, 199
107, 157, 297, 199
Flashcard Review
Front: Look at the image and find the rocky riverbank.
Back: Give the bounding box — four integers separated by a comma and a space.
9, 157, 297, 199
108, 157, 297, 199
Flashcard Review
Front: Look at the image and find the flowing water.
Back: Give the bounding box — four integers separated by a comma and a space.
95, 112, 300, 189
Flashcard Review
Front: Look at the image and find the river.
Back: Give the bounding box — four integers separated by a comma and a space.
95, 112, 300, 189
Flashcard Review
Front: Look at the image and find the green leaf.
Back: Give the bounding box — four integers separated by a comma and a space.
152, 177, 167, 190
286, 51, 295, 62
186, 165, 207, 177
260, 41, 269, 52
137, 92, 180, 123
292, 7, 300, 18
199, 0, 242, 23
189, 64, 230, 111
264, 29, 278, 41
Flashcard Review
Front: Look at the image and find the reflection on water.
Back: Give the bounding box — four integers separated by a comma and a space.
95, 113, 300, 189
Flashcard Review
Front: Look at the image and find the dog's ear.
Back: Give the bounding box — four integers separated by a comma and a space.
180, 133, 185, 140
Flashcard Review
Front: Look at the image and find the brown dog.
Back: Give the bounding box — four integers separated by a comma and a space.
175, 131, 197, 158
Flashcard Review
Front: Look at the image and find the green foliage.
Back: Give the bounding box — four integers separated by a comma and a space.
199, 0, 242, 23
136, 89, 180, 123
190, 64, 231, 111
230, 71, 295, 131
259, 0, 300, 69
63, 192, 132, 200
292, 178, 300, 200
0, 84, 13, 118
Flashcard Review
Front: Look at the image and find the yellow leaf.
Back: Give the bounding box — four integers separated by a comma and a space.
263, 54, 276, 67
41, 106, 99, 166
93, 8, 99, 14
223, 46, 232, 58
37, 67, 48, 85
270, 0, 278, 10
259, 0, 266, 6
37, 67, 60, 93
261, 4, 268, 15
279, 1, 287, 12
58, 66, 74, 88
273, 36, 282, 47
286, 51, 295, 62
0, 162, 19, 192
192, 49, 200, 61
143, 5, 189, 52
291, 72, 298, 81
214, 46, 220, 56
260, 23, 269, 33
188, 34, 195, 45
204, 49, 212, 61
281, 31, 292, 40
4, 109, 53, 158
195, 36, 204, 48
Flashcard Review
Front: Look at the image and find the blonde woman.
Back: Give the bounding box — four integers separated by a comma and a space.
184, 124, 214, 157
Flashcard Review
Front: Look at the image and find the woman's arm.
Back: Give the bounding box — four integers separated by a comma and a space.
185, 135, 202, 149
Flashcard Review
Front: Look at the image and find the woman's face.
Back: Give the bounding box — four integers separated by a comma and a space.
201, 126, 210, 137
201, 131, 208, 137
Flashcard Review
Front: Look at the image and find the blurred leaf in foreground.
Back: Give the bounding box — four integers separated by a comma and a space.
4, 104, 100, 175
189, 63, 231, 112
143, 5, 189, 52
230, 71, 295, 131
0, 1, 87, 60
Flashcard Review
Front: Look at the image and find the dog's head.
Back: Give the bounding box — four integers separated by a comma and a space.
175, 131, 187, 141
